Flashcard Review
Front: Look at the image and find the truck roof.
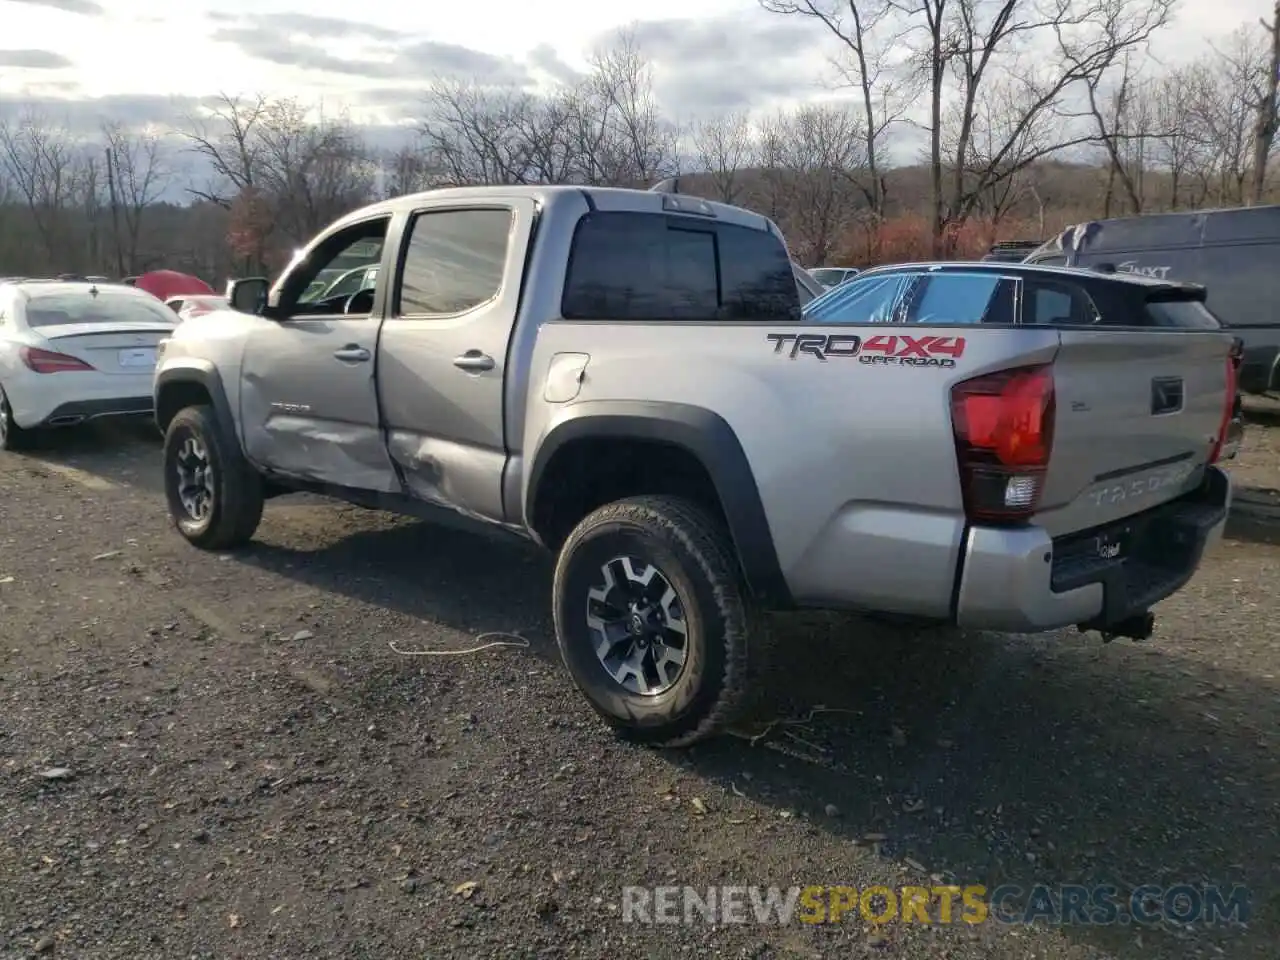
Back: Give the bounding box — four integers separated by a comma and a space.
333, 184, 778, 237
856, 259, 1207, 293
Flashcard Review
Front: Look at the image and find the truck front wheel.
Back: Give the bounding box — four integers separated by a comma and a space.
552, 495, 751, 747
163, 405, 264, 550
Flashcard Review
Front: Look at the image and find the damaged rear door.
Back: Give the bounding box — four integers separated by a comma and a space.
239, 213, 400, 493
376, 200, 535, 523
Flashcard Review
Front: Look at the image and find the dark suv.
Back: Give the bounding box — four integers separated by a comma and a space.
1024, 206, 1280, 395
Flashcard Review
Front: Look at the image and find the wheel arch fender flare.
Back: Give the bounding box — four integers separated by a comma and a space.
525, 400, 793, 609
154, 362, 237, 445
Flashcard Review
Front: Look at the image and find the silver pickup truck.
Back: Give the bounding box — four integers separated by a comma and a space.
152, 184, 1240, 747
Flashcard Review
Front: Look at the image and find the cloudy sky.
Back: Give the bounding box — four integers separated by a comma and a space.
0, 0, 1267, 141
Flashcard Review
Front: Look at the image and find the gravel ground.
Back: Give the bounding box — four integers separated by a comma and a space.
1, 418, 1277, 959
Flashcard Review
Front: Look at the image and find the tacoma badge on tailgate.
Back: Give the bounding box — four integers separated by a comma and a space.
1086, 460, 1196, 508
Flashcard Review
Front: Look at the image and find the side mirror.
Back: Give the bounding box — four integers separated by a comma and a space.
227, 277, 269, 314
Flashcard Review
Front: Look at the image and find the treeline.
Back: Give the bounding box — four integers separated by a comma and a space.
1, 0, 1277, 283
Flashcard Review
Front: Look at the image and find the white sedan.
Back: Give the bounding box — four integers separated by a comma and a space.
0, 280, 177, 450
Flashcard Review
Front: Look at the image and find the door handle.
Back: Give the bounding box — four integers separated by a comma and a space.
333, 345, 371, 363
453, 351, 495, 373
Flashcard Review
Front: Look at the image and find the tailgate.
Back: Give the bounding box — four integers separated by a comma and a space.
40, 323, 174, 374
1037, 327, 1234, 535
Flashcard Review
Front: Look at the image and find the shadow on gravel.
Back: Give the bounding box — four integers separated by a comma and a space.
239, 516, 562, 660
1224, 506, 1280, 547
1241, 402, 1280, 429
12, 418, 162, 491
237, 514, 1277, 960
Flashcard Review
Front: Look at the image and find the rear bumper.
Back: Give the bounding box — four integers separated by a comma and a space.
39, 396, 153, 427
8, 371, 156, 428
955, 467, 1231, 633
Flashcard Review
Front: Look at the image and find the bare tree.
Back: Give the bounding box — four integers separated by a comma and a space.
181, 93, 269, 208
0, 113, 82, 265
758, 0, 908, 218
1192, 28, 1269, 205
691, 113, 756, 203
75, 149, 104, 273
181, 93, 374, 264
579, 29, 679, 186
102, 122, 170, 275
515, 90, 582, 184
381, 143, 434, 198
420, 81, 540, 186
761, 104, 867, 264
416, 32, 677, 190
954, 76, 1055, 226
254, 98, 375, 243
892, 0, 1175, 251
753, 118, 791, 226
1150, 64, 1206, 209
1250, 1, 1280, 203
1085, 53, 1154, 216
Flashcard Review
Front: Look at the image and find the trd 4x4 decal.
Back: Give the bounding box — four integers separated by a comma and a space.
767, 332, 966, 368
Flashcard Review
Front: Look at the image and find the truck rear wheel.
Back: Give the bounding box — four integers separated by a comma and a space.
552, 495, 751, 747
163, 405, 264, 550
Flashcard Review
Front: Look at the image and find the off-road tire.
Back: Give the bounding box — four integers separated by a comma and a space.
0, 384, 33, 451
163, 405, 263, 550
552, 495, 752, 747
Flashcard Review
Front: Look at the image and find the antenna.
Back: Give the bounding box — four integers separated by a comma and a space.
649, 177, 681, 194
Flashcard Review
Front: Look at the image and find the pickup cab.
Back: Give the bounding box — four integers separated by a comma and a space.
153, 184, 1238, 748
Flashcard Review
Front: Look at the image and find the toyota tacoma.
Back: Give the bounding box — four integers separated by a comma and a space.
152, 184, 1240, 747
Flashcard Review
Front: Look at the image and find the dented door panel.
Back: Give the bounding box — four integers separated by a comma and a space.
377, 198, 537, 524
239, 213, 405, 492
240, 317, 399, 492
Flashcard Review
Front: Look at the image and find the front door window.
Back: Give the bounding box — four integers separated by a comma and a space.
279, 220, 389, 318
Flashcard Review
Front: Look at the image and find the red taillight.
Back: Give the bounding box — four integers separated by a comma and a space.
950, 364, 1055, 523
1208, 342, 1242, 464
20, 346, 95, 374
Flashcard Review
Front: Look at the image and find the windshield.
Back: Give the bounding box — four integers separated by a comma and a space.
23, 291, 178, 328
321, 266, 376, 300
1145, 296, 1223, 329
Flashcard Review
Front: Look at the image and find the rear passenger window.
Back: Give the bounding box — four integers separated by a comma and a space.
663, 228, 719, 318
561, 212, 799, 322
716, 221, 799, 319
1023, 279, 1100, 325
398, 208, 512, 316
905, 274, 1014, 324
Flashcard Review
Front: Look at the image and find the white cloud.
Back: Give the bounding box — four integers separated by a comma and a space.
0, 0, 1267, 130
